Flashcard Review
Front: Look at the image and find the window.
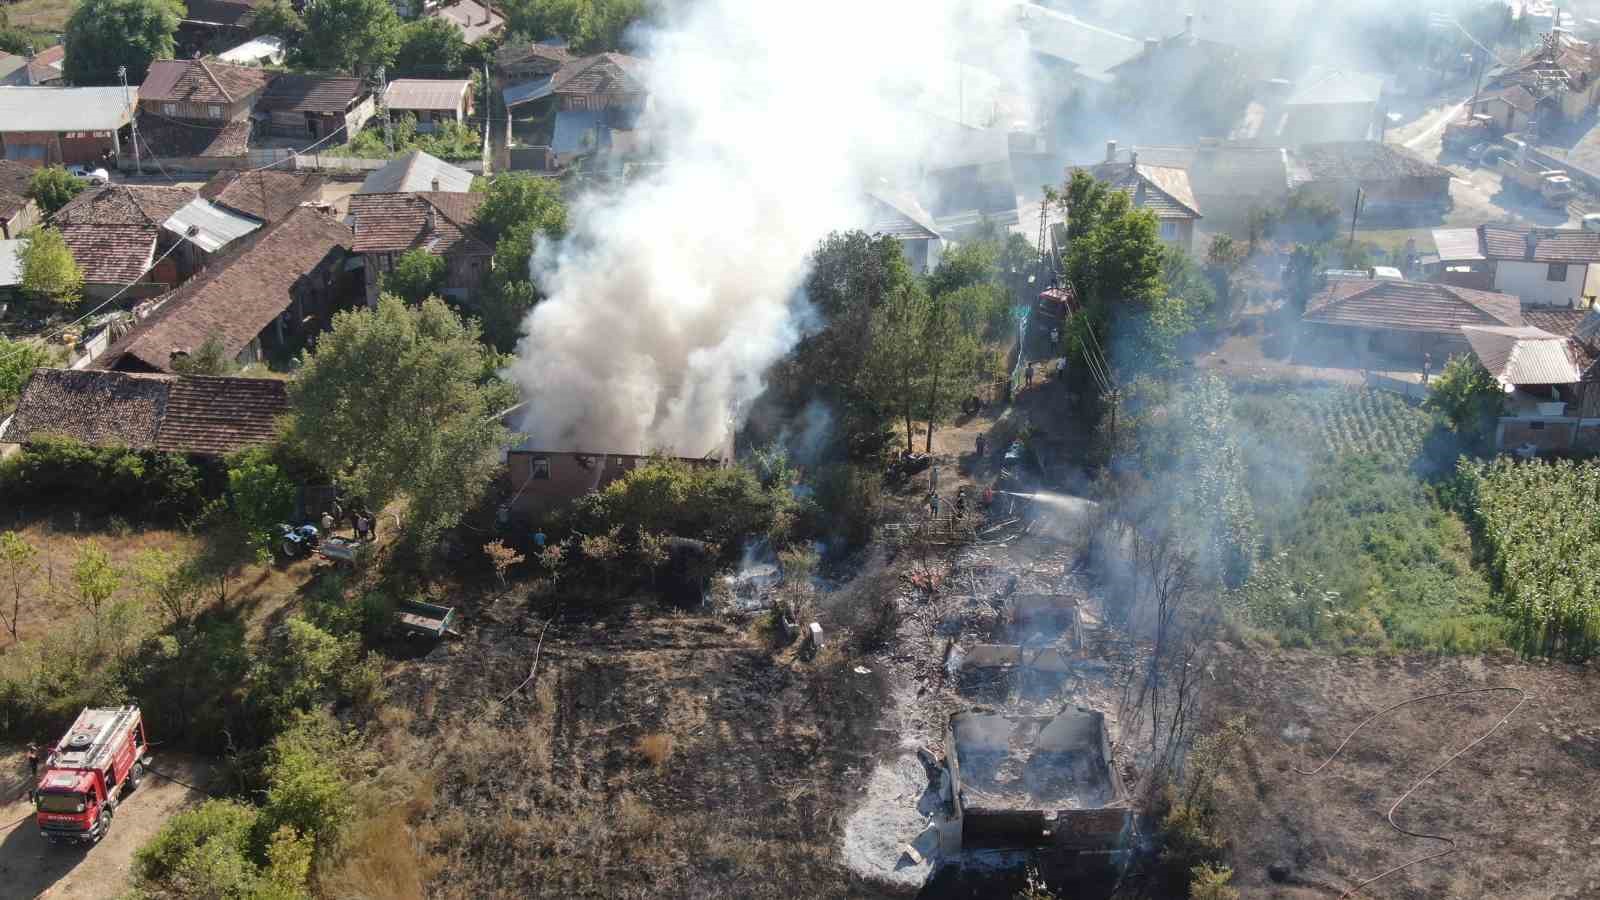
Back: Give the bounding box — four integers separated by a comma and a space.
1530, 421, 1547, 431
531, 458, 551, 480
161, 103, 176, 116
1548, 263, 1569, 281
1160, 221, 1177, 239
207, 105, 222, 119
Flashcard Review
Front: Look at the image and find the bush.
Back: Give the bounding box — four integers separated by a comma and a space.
255, 712, 357, 859
0, 436, 205, 521
569, 458, 792, 558
1189, 863, 1239, 900
382, 248, 446, 303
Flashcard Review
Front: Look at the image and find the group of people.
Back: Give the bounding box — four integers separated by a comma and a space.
319, 501, 378, 542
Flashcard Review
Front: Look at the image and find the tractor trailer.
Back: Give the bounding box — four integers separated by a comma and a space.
32, 705, 152, 845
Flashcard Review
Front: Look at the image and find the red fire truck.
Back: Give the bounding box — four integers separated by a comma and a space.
32, 705, 151, 845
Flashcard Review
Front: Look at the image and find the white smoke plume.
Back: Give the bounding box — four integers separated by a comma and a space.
508, 0, 1030, 455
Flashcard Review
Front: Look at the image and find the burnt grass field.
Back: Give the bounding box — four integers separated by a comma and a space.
1204, 645, 1600, 899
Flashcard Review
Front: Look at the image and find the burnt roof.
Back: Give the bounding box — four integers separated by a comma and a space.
1480, 225, 1600, 263
2, 367, 288, 454
1304, 279, 1523, 335
258, 74, 368, 114
139, 58, 271, 105
495, 39, 573, 73
200, 169, 325, 222
1293, 141, 1452, 182
101, 206, 352, 372
347, 191, 490, 256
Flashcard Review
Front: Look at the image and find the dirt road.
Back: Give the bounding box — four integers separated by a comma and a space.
0, 749, 214, 899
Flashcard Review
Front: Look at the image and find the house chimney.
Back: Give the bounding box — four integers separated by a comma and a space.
1130, 150, 1139, 171
1185, 13, 1194, 35
431, 176, 441, 192
1106, 139, 1118, 162
426, 202, 437, 231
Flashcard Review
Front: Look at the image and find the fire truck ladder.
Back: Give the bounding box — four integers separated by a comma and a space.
69, 706, 138, 773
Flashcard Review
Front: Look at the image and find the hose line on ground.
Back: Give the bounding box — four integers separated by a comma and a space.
1294, 686, 1529, 898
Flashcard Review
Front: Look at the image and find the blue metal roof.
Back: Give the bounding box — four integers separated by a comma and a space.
503, 76, 554, 108
552, 109, 612, 155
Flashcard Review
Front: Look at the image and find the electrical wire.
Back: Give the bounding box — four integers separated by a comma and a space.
1294, 686, 1529, 898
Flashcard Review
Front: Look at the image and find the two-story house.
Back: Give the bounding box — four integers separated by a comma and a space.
137, 58, 271, 158
1431, 224, 1600, 309
347, 191, 491, 306
1069, 149, 1202, 252
501, 51, 646, 169
257, 75, 376, 141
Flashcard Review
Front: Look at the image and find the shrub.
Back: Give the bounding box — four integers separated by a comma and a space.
635, 732, 674, 769
0, 436, 205, 521
255, 712, 357, 859
382, 248, 447, 304
1189, 863, 1240, 900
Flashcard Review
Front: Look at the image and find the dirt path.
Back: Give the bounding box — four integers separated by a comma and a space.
0, 749, 214, 899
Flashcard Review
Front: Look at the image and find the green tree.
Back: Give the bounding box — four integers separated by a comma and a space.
920, 297, 981, 452
228, 447, 298, 561
256, 712, 356, 858
473, 172, 568, 245
866, 284, 933, 452
0, 335, 54, 411
926, 240, 998, 297
1283, 243, 1326, 313
1189, 863, 1240, 900
287, 296, 512, 552
1426, 354, 1504, 451
393, 16, 467, 76
1203, 234, 1247, 324
19, 226, 84, 308
382, 248, 446, 303
252, 0, 305, 43
132, 548, 206, 628
70, 540, 121, 649
0, 530, 38, 643
170, 333, 236, 376
299, 0, 400, 74
26, 166, 85, 216
63, 0, 181, 85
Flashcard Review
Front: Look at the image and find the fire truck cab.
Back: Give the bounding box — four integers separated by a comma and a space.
33, 705, 151, 846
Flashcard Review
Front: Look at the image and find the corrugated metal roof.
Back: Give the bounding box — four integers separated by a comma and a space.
0, 237, 22, 287
1462, 325, 1583, 384
1286, 66, 1384, 107
865, 189, 941, 241
1019, 3, 1141, 76
1432, 227, 1485, 261
384, 78, 471, 111
0, 86, 132, 132
503, 76, 554, 108
218, 36, 285, 64
358, 151, 473, 194
163, 197, 262, 254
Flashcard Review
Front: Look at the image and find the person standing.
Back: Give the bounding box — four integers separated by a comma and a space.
320, 510, 335, 536
26, 742, 39, 778
975, 433, 987, 459
1422, 352, 1432, 385
1025, 363, 1035, 388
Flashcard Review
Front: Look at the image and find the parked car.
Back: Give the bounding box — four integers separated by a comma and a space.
66, 165, 110, 185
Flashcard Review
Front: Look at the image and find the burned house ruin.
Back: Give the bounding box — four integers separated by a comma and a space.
940, 708, 1133, 857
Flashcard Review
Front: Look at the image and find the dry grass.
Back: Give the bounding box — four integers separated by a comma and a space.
6, 0, 76, 32
634, 732, 674, 768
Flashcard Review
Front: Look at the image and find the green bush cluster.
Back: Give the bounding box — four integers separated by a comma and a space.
0, 436, 206, 522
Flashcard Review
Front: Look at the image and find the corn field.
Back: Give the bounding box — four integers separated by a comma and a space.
1305, 388, 1432, 465
1466, 457, 1600, 659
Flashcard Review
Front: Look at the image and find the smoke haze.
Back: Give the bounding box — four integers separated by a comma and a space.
508, 0, 1029, 454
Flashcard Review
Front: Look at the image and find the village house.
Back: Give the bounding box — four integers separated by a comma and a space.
427, 0, 505, 43
1456, 309, 1600, 454
1132, 140, 1292, 228
359, 150, 473, 194
1430, 224, 1600, 308
0, 86, 133, 168
0, 159, 40, 239
918, 120, 1021, 235
502, 52, 646, 170
1259, 66, 1384, 145
257, 75, 376, 141
200, 170, 326, 223
96, 206, 357, 373
0, 237, 23, 299
1481, 32, 1600, 133
0, 367, 289, 457
136, 57, 270, 160
1289, 141, 1452, 221
1018, 2, 1141, 96
0, 45, 65, 86
1301, 278, 1523, 360
504, 450, 722, 519
50, 184, 197, 300
1071, 148, 1202, 252
347, 191, 490, 305
865, 187, 944, 273
1472, 83, 1538, 134
384, 79, 475, 132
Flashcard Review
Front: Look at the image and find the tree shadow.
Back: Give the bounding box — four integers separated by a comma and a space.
0, 810, 83, 899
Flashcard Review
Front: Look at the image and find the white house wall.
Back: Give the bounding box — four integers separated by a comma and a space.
1495, 259, 1594, 307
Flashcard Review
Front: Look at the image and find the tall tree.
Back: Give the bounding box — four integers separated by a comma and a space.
299, 0, 400, 74
920, 298, 981, 452
866, 284, 929, 452
0, 530, 38, 643
393, 17, 467, 77
70, 540, 121, 650
382, 249, 446, 304
26, 167, 85, 216
63, 0, 182, 85
251, 0, 306, 43
19, 227, 84, 308
287, 296, 513, 552
473, 173, 568, 245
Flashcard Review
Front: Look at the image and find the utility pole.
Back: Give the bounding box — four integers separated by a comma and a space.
1348, 187, 1364, 257
119, 66, 141, 176
481, 59, 492, 176
377, 65, 393, 155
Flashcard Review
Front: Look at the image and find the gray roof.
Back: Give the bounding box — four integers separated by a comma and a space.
358, 150, 473, 194
163, 197, 262, 254
384, 78, 471, 111
1019, 3, 1141, 78
0, 86, 133, 132
1285, 66, 1384, 107
865, 189, 940, 241
1432, 227, 1485, 262
1462, 325, 1583, 385
503, 76, 554, 108
0, 237, 22, 287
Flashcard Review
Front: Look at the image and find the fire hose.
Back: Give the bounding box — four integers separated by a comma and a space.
1293, 686, 1528, 898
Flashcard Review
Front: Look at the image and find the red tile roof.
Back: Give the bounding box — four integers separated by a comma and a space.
200, 170, 325, 222
140, 58, 271, 105
1479, 225, 1600, 263
101, 207, 353, 372
1304, 279, 1523, 335
134, 112, 253, 158
54, 183, 196, 228
347, 191, 490, 256
1, 367, 287, 454
549, 53, 645, 98
1071, 160, 1202, 218
258, 74, 368, 114
57, 223, 157, 284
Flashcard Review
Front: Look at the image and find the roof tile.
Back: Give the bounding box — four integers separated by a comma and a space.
1304, 279, 1523, 334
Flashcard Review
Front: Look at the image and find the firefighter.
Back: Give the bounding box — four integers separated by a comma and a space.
26, 742, 39, 777
975, 434, 987, 459
955, 488, 968, 520
1025, 363, 1035, 388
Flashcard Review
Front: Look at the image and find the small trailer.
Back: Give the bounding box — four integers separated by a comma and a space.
395, 598, 458, 639
319, 536, 374, 566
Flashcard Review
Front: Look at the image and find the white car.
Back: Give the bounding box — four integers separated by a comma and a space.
66, 165, 110, 185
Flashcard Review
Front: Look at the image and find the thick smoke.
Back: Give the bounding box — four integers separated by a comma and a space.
508, 0, 1029, 455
